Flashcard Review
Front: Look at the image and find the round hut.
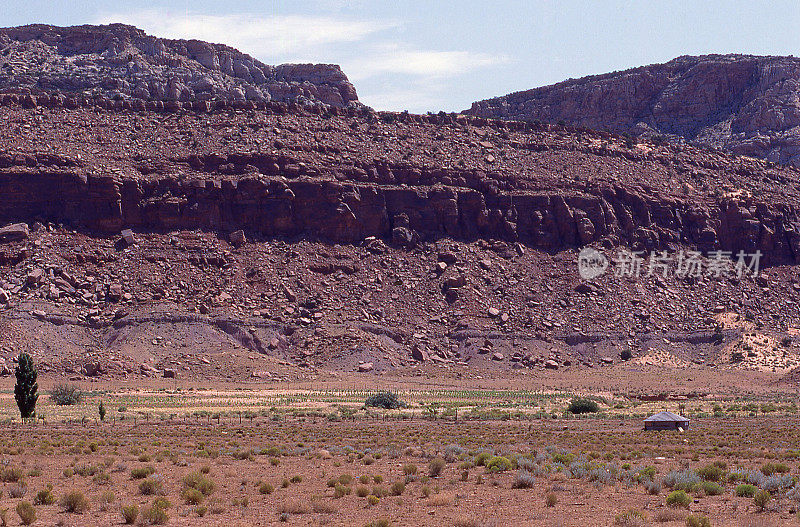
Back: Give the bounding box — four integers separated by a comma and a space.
644, 411, 689, 431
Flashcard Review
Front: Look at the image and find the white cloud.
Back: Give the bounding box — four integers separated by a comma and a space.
93, 9, 395, 60
345, 44, 509, 81
91, 8, 510, 112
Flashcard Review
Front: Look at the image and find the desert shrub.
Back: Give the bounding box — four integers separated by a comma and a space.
643, 478, 662, 495
60, 490, 90, 513
429, 457, 446, 477
753, 489, 771, 511
16, 501, 34, 525
181, 488, 204, 505
390, 481, 405, 496
512, 469, 536, 489
121, 504, 139, 524
182, 473, 216, 495
663, 469, 700, 492
337, 474, 354, 485
697, 465, 725, 482
485, 456, 512, 473
131, 466, 156, 479
139, 476, 164, 495
736, 484, 757, 497
278, 499, 310, 514
614, 509, 646, 527
365, 391, 403, 409
311, 498, 337, 514
334, 483, 350, 498
567, 398, 599, 414
545, 492, 557, 507
443, 444, 464, 463
356, 485, 370, 497
402, 464, 418, 475
50, 383, 82, 405
142, 502, 169, 525
666, 490, 691, 508
699, 481, 723, 496
8, 484, 26, 498
474, 452, 492, 466
33, 487, 54, 505
685, 515, 711, 527
654, 509, 685, 523
761, 462, 789, 476
367, 495, 380, 506
259, 482, 274, 495
0, 467, 23, 482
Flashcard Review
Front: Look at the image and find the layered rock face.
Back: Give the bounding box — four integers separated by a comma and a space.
468, 54, 800, 165
0, 24, 359, 107
1, 97, 800, 267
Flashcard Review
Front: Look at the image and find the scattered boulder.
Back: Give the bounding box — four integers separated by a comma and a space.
0, 223, 29, 244
163, 368, 177, 378
119, 229, 136, 247
411, 343, 429, 362
358, 362, 374, 372
229, 230, 246, 248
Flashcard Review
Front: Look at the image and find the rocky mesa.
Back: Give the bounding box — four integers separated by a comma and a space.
468, 54, 800, 165
0, 23, 360, 107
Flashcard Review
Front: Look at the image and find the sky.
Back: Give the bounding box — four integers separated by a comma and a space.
2, 1, 800, 112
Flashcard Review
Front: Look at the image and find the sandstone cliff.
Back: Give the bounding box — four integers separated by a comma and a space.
468, 54, 800, 165
0, 23, 360, 107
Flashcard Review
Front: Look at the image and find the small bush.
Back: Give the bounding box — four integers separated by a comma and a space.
761, 462, 789, 476
333, 483, 350, 498
0, 467, 23, 482
182, 473, 216, 496
666, 490, 691, 508
139, 477, 164, 496
50, 383, 82, 405
16, 501, 35, 525
735, 484, 757, 497
697, 465, 725, 482
685, 515, 711, 527
33, 487, 55, 505
259, 482, 274, 495
402, 464, 418, 475
181, 488, 204, 505
567, 398, 599, 414
429, 457, 446, 477
485, 456, 512, 473
699, 481, 723, 496
512, 469, 536, 489
365, 391, 403, 409
474, 452, 491, 466
131, 466, 156, 479
278, 499, 310, 514
753, 489, 771, 511
614, 509, 646, 527
545, 492, 557, 507
367, 495, 380, 506
143, 503, 169, 525
60, 490, 90, 513
121, 504, 139, 524
390, 481, 405, 496
356, 485, 370, 498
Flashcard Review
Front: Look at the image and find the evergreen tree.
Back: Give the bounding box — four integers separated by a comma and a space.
99, 400, 106, 421
14, 353, 38, 419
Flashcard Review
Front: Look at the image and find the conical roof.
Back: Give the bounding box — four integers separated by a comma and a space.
644, 411, 689, 422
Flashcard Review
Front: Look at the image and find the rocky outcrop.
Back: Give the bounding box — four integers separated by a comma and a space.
0, 24, 360, 107
2, 158, 800, 266
468, 54, 800, 165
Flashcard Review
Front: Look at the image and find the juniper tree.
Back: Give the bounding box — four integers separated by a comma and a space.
14, 353, 38, 419
99, 400, 106, 421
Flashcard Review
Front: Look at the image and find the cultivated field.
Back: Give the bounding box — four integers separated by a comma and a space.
0, 383, 796, 526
